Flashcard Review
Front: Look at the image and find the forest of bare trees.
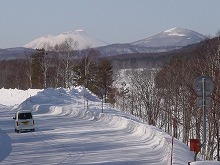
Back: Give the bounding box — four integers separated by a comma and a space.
114, 36, 220, 160
0, 39, 115, 102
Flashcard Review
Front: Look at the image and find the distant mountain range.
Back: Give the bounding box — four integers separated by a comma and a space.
0, 47, 35, 60
96, 27, 207, 56
0, 27, 207, 59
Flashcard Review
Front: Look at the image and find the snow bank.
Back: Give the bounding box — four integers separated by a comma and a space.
14, 87, 172, 164
0, 88, 41, 106
190, 161, 220, 165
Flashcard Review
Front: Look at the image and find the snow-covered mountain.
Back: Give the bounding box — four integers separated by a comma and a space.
23, 29, 108, 50
132, 27, 207, 47
0, 28, 207, 59
97, 27, 207, 56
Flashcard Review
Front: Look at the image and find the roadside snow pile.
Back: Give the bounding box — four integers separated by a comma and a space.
0, 88, 41, 106
191, 161, 220, 165
17, 86, 100, 112
16, 87, 172, 164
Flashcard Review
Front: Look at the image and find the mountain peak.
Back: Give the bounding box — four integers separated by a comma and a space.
164, 27, 181, 33
132, 27, 207, 47
24, 29, 108, 50
74, 29, 84, 33
62, 29, 85, 35
164, 27, 186, 36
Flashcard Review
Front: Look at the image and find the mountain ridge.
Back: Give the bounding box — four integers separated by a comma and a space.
0, 27, 207, 59
23, 27, 206, 52
96, 27, 207, 56
132, 27, 206, 47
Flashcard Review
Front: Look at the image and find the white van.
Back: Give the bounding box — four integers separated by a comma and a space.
13, 110, 35, 133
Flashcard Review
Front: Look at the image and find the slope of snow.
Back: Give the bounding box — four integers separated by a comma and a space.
23, 29, 108, 50
0, 87, 218, 164
0, 88, 42, 106
132, 27, 207, 47
164, 27, 186, 36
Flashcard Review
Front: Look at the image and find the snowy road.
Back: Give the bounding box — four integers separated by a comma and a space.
0, 104, 169, 165
0, 87, 197, 164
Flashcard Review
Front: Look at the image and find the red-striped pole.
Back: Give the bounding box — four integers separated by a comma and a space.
171, 117, 177, 165
171, 134, 174, 165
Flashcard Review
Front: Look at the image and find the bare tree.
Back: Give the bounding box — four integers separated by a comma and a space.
53, 38, 78, 88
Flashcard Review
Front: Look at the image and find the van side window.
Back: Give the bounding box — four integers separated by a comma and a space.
18, 113, 32, 119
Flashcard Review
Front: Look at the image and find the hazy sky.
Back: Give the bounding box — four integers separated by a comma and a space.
0, 0, 220, 48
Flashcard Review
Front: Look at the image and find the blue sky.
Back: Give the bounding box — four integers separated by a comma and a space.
0, 0, 220, 48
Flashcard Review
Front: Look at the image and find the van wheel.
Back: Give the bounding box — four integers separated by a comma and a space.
32, 129, 35, 132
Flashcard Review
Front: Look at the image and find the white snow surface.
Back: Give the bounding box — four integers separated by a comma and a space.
23, 29, 108, 50
0, 87, 218, 165
191, 161, 220, 165
164, 27, 186, 36
164, 27, 180, 33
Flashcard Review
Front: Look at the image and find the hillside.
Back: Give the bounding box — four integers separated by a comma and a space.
97, 27, 207, 56
108, 36, 212, 70
132, 27, 206, 47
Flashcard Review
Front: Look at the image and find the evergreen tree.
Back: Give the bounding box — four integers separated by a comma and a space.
31, 49, 45, 89
72, 53, 115, 103
72, 48, 100, 87
96, 58, 114, 103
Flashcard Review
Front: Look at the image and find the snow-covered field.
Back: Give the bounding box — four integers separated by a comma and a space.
0, 87, 219, 165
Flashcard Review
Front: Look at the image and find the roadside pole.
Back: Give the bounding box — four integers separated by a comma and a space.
201, 77, 206, 148
100, 88, 105, 113
171, 117, 177, 165
171, 134, 174, 165
193, 76, 214, 159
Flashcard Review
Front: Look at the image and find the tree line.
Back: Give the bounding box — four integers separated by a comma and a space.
114, 36, 220, 160
0, 39, 115, 103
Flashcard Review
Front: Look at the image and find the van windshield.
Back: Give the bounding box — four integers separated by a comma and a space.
18, 113, 32, 119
